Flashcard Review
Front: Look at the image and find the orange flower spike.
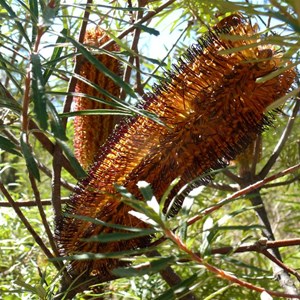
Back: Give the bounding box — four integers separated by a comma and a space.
57, 15, 295, 279
74, 27, 122, 169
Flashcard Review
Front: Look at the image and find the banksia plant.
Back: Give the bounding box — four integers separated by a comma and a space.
74, 27, 122, 170
56, 14, 295, 279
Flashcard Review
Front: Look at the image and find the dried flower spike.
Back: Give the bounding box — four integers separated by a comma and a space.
74, 27, 122, 169
57, 14, 295, 279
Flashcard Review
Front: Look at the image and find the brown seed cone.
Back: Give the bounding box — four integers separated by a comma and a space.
56, 14, 295, 279
74, 27, 122, 170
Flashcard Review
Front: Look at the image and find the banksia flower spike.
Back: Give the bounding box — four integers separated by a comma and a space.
74, 27, 122, 169
57, 14, 295, 279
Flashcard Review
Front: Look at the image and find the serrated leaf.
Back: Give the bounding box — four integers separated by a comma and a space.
31, 53, 48, 130
20, 133, 40, 181
0, 135, 21, 156
55, 139, 86, 179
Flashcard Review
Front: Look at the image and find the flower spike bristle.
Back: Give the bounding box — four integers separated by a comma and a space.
56, 14, 295, 279
74, 27, 123, 170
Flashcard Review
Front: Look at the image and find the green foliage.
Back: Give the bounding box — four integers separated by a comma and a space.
0, 0, 299, 299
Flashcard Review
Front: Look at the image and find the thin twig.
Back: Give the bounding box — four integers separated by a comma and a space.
261, 249, 300, 282
262, 174, 300, 188
223, 168, 244, 185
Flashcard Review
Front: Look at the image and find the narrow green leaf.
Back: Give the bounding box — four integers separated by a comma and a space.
31, 53, 48, 130
160, 177, 180, 218
55, 139, 87, 179
200, 217, 214, 255
217, 225, 263, 231
203, 284, 235, 300
29, 0, 38, 20
156, 273, 198, 300
51, 30, 137, 98
66, 214, 152, 232
43, 28, 68, 82
28, 0, 38, 42
112, 256, 175, 277
49, 91, 123, 109
47, 100, 67, 140
20, 133, 40, 181
50, 247, 151, 261
0, 135, 21, 156
60, 109, 132, 118
134, 24, 160, 36
83, 228, 157, 243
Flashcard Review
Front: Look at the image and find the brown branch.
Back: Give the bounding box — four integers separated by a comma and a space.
263, 174, 300, 188
210, 238, 300, 255
36, 160, 75, 192
164, 228, 300, 299
223, 168, 244, 185
261, 249, 300, 282
52, 144, 63, 223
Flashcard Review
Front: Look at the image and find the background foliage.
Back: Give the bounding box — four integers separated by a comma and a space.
0, 0, 299, 299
